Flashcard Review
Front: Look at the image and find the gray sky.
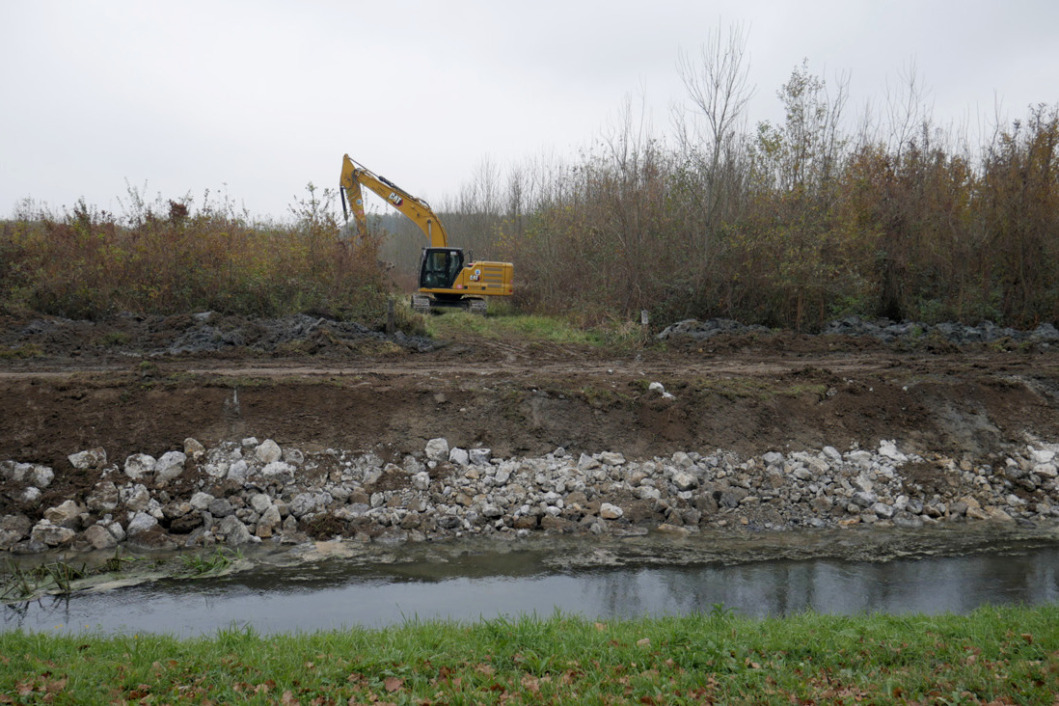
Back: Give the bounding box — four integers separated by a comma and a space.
3, 0, 1058, 221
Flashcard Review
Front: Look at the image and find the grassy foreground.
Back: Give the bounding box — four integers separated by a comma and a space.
2, 606, 1057, 704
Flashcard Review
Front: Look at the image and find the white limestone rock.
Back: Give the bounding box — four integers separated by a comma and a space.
184, 437, 206, 460
43, 500, 84, 529
126, 511, 159, 536
68, 448, 107, 470
425, 438, 450, 462
255, 439, 283, 464
30, 520, 76, 547
155, 451, 187, 483
124, 453, 156, 481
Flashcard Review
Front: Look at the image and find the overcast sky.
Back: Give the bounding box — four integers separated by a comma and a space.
3, 0, 1058, 222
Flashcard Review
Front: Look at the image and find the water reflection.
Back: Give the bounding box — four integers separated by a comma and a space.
624, 551, 1059, 619
4, 545, 1058, 636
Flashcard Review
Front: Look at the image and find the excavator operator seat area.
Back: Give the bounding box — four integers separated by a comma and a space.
419, 247, 464, 290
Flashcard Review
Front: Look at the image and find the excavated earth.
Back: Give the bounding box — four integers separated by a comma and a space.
3, 311, 1059, 560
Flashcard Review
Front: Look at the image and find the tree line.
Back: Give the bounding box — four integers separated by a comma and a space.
398, 31, 1059, 330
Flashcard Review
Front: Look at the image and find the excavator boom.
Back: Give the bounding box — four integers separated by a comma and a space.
340, 154, 449, 248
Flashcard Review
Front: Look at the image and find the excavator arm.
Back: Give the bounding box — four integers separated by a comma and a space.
339, 154, 449, 248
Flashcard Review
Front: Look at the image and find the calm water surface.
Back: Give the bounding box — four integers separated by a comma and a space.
5, 544, 1058, 636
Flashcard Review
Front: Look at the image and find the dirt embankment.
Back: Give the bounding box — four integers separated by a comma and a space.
3, 312, 1059, 523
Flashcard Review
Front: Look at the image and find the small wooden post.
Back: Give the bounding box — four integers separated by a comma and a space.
386, 298, 395, 334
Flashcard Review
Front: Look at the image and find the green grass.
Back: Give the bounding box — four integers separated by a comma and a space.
424, 304, 647, 349
0, 560, 90, 601
2, 605, 1057, 703
178, 548, 241, 577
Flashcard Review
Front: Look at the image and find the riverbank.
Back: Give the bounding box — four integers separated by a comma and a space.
4, 433, 1059, 556
3, 604, 1057, 703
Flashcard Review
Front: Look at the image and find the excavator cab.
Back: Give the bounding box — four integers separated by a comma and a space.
419, 247, 464, 291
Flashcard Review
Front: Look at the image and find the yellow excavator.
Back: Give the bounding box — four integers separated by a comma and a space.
339, 154, 514, 314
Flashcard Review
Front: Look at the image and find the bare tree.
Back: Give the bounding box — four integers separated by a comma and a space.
674, 22, 755, 290
676, 22, 754, 166
885, 60, 933, 159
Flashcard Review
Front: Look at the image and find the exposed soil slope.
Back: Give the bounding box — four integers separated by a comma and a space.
3, 313, 1059, 480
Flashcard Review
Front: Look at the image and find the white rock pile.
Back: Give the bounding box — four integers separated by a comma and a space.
3, 436, 1059, 554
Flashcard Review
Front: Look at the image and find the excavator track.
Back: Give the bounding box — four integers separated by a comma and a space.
411, 294, 432, 314
410, 294, 488, 316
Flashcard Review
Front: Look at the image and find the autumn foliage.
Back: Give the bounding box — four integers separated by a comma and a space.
0, 186, 388, 322
406, 53, 1057, 330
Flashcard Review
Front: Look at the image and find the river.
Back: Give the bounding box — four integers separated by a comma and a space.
4, 525, 1059, 636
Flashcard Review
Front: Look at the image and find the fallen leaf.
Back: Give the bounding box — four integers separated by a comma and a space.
384, 676, 403, 693
637, 638, 651, 647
